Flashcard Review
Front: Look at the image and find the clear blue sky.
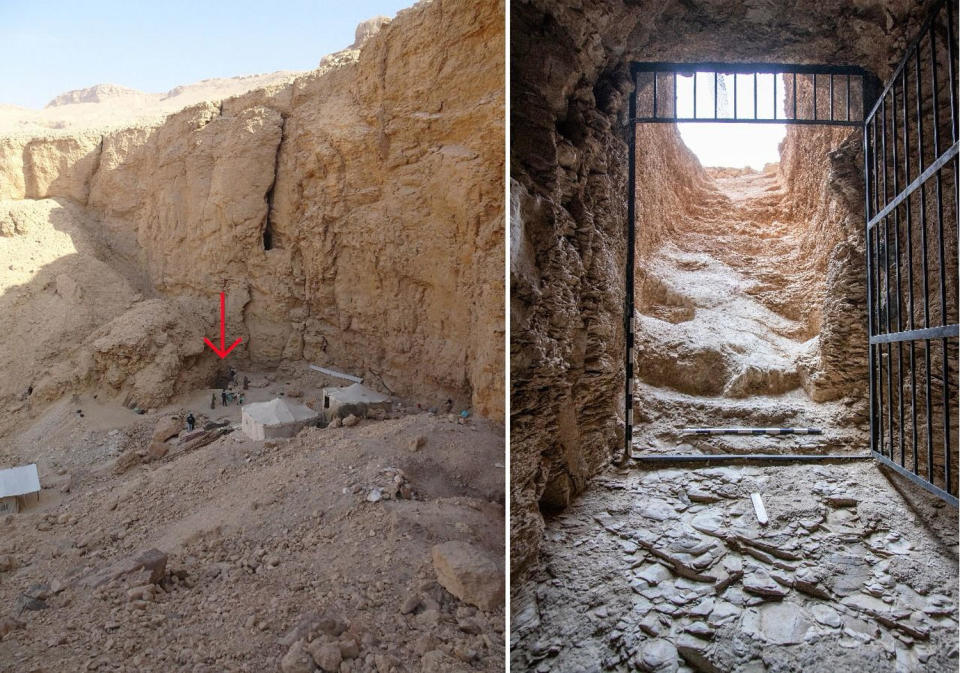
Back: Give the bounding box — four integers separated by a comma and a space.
0, 0, 416, 109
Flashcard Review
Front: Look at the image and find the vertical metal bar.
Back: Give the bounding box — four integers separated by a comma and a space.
653, 71, 658, 119
872, 116, 887, 455
847, 75, 852, 121
916, 46, 935, 482
693, 71, 697, 119
946, 0, 959, 494
882, 97, 894, 458
773, 73, 777, 119
891, 85, 905, 466
930, 23, 951, 492
714, 71, 718, 119
830, 73, 835, 121
948, 0, 959, 142
753, 72, 758, 120
865, 120, 878, 458
733, 73, 738, 120
624, 71, 637, 460
793, 72, 797, 120
673, 72, 678, 120
813, 73, 818, 120
903, 65, 919, 474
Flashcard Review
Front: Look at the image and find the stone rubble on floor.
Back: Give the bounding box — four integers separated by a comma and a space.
512, 463, 959, 673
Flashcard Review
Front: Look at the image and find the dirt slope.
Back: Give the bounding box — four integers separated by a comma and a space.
0, 381, 505, 673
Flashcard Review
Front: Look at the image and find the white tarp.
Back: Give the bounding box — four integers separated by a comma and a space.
325, 383, 390, 405
0, 464, 40, 498
243, 398, 318, 425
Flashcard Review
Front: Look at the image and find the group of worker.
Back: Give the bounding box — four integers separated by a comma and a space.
186, 370, 251, 432
210, 389, 244, 409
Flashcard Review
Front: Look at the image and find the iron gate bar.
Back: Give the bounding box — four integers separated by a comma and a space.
876, 453, 960, 507
623, 62, 637, 462
630, 62, 871, 125
864, 115, 877, 469
871, 325, 960, 343
902, 61, 920, 475
882, 95, 894, 461
864, 0, 958, 504
793, 73, 797, 120
867, 143, 960, 229
931, 19, 952, 494
891, 84, 905, 466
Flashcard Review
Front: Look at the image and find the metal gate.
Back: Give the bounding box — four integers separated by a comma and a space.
624, 0, 959, 507
863, 0, 959, 506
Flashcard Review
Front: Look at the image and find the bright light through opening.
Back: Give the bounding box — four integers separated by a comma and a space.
676, 72, 787, 170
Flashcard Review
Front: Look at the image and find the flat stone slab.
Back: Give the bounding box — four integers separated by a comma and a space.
431, 541, 503, 611
741, 602, 811, 645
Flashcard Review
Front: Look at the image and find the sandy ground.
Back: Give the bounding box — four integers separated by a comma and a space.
0, 367, 505, 673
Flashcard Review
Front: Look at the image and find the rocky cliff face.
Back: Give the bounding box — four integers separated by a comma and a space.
510, 0, 938, 579
0, 0, 505, 433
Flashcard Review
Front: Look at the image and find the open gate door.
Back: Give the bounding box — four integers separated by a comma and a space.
863, 0, 959, 506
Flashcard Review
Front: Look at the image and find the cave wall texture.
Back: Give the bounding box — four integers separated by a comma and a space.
0, 0, 505, 427
510, 0, 942, 580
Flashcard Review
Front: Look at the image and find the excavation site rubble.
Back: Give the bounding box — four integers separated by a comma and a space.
0, 0, 506, 671
511, 461, 959, 673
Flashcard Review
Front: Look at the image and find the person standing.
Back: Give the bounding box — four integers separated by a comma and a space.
186, 413, 195, 432
221, 389, 228, 407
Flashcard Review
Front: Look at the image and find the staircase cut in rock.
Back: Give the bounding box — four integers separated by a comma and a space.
633, 168, 869, 455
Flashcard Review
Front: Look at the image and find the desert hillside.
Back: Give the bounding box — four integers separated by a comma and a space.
0, 1, 507, 671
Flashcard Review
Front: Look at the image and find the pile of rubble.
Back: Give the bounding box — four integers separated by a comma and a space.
512, 462, 958, 672
0, 409, 504, 673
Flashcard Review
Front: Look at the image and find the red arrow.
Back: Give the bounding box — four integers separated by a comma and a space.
203, 292, 243, 359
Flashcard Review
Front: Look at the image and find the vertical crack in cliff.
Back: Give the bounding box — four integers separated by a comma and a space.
84, 134, 105, 207
262, 112, 286, 251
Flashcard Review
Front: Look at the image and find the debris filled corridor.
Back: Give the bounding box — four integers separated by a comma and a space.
511, 461, 958, 672
633, 166, 868, 457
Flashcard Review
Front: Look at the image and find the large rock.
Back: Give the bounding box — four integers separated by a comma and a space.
280, 640, 315, 673
431, 541, 504, 611
83, 548, 167, 589
148, 414, 182, 459
351, 16, 391, 48
638, 638, 679, 672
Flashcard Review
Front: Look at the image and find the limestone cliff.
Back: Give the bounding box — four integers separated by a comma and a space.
0, 0, 505, 434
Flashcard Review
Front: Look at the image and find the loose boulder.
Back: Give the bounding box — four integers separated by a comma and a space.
431, 541, 504, 611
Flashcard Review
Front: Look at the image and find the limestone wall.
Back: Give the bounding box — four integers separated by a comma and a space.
0, 0, 505, 427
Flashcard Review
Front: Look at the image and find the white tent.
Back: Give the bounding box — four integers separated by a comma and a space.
241, 398, 320, 441
0, 464, 40, 514
322, 383, 391, 420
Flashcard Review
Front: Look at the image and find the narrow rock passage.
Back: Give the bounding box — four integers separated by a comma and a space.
510, 462, 959, 672
633, 168, 868, 455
